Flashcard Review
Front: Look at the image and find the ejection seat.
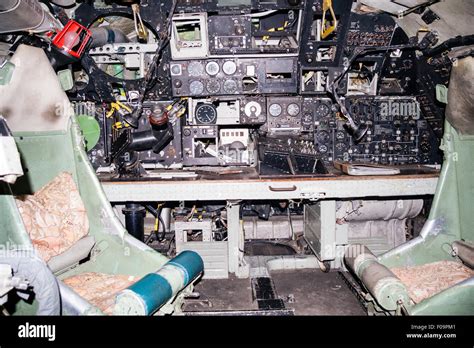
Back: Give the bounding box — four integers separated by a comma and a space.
344, 56, 474, 315
0, 45, 198, 315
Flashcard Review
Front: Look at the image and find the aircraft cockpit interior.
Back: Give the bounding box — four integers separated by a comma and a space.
0, 0, 473, 335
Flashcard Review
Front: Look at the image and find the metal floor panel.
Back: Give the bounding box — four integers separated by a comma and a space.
183, 269, 366, 315
270, 269, 367, 315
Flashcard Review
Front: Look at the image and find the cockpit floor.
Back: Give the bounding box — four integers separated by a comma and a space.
183, 269, 365, 315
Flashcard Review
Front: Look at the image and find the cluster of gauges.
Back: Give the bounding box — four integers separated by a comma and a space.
172, 60, 240, 95
268, 103, 301, 117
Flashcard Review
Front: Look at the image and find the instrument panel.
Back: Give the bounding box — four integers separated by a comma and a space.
58, 0, 447, 175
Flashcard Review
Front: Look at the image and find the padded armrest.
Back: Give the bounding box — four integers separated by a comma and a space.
48, 236, 95, 273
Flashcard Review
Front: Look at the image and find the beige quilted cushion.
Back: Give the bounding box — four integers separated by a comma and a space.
64, 272, 136, 314
392, 260, 474, 303
16, 172, 89, 262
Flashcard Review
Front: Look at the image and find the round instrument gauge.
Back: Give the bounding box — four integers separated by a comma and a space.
170, 64, 182, 76
420, 141, 431, 153
336, 130, 345, 140
244, 101, 262, 118
318, 144, 328, 154
302, 113, 313, 124
393, 144, 403, 152
189, 80, 204, 95
223, 79, 238, 94
287, 103, 300, 117
316, 130, 330, 143
206, 80, 220, 94
188, 61, 204, 77
195, 104, 218, 124
222, 60, 237, 75
205, 61, 220, 76
335, 142, 348, 152
269, 103, 282, 117
315, 103, 330, 117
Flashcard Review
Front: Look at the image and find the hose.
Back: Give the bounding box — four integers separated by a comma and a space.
89, 27, 130, 48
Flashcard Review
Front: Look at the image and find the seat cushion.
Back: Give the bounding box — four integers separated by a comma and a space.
16, 172, 89, 262
391, 260, 474, 303
63, 272, 137, 314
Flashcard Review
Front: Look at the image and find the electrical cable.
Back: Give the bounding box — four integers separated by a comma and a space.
124, 0, 177, 128
143, 204, 167, 243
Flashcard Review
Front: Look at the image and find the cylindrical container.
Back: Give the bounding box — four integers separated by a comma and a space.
0, 0, 57, 34
128, 130, 157, 152
122, 204, 146, 241
114, 251, 204, 315
160, 207, 172, 233
344, 244, 410, 311
359, 262, 410, 311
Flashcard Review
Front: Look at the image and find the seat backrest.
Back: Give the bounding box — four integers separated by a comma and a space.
446, 57, 474, 135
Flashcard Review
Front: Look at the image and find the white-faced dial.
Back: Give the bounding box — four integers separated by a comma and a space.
222, 60, 237, 75
269, 103, 282, 117
189, 80, 204, 95
188, 61, 204, 77
287, 103, 300, 117
205, 61, 220, 76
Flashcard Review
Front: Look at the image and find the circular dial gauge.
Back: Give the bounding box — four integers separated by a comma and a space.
269, 103, 282, 117
205, 61, 220, 76
244, 101, 262, 118
187, 61, 204, 77
336, 130, 345, 140
222, 60, 237, 75
287, 103, 300, 117
315, 103, 330, 117
302, 113, 313, 124
420, 142, 431, 153
223, 79, 238, 94
170, 64, 182, 76
318, 145, 328, 153
335, 142, 348, 152
189, 80, 204, 95
393, 144, 403, 152
206, 80, 220, 94
195, 104, 217, 124
316, 130, 330, 143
